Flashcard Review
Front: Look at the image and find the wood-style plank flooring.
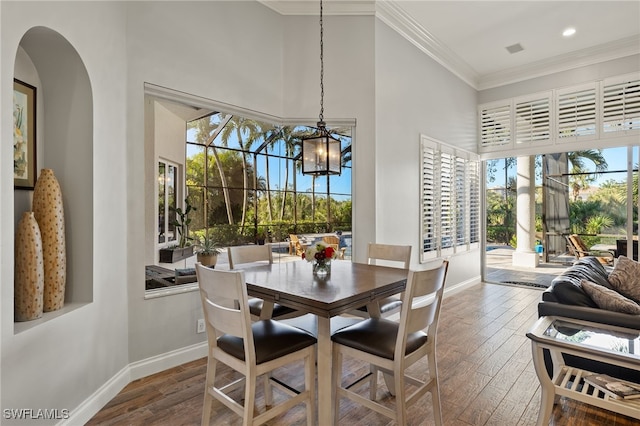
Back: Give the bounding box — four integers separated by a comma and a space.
88, 283, 638, 425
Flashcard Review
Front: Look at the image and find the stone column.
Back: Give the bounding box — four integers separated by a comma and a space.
513, 156, 539, 268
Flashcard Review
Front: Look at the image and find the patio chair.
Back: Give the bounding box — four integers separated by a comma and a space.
331, 261, 449, 425
289, 234, 307, 256
195, 265, 317, 426
567, 234, 613, 266
228, 244, 301, 320
322, 235, 346, 259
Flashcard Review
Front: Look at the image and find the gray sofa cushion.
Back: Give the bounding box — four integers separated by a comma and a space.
581, 280, 640, 315
544, 257, 612, 308
608, 255, 640, 303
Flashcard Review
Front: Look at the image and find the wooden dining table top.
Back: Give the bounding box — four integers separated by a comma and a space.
240, 260, 408, 318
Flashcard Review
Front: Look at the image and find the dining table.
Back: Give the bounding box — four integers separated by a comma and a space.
238, 259, 408, 425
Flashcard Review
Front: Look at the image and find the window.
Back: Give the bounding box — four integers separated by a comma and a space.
421, 135, 480, 262
158, 159, 178, 246
478, 73, 640, 154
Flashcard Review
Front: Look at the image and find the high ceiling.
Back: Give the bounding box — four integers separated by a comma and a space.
260, 0, 640, 89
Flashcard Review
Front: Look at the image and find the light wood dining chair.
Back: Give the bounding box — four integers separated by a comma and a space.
195, 264, 317, 426
228, 244, 299, 320
350, 243, 412, 318
331, 260, 449, 425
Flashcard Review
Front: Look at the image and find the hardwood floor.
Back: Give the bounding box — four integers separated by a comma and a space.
88, 283, 638, 425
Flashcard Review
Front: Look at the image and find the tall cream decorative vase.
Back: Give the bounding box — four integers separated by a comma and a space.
14, 212, 44, 321
32, 168, 66, 312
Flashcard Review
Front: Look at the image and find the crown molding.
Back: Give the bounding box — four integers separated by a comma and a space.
258, 1, 640, 91
478, 36, 640, 90
375, 1, 479, 89
258, 0, 376, 16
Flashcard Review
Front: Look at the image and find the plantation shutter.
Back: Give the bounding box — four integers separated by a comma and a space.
480, 103, 511, 149
455, 156, 466, 247
440, 150, 454, 255
603, 76, 640, 134
556, 84, 597, 140
515, 96, 551, 144
468, 160, 480, 246
421, 136, 480, 262
421, 144, 437, 257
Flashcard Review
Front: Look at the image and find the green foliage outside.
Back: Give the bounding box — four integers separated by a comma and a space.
487, 152, 637, 249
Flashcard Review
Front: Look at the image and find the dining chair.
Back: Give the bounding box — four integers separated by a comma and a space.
350, 243, 412, 318
227, 244, 300, 320
195, 264, 317, 426
331, 260, 449, 425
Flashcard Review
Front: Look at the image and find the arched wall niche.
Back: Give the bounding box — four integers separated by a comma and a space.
13, 26, 94, 331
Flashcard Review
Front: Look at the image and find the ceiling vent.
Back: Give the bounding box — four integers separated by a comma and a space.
505, 43, 524, 54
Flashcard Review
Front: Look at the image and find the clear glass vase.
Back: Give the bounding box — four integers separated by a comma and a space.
313, 260, 331, 277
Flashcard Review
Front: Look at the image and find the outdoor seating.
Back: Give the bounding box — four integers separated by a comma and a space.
331, 261, 449, 425
195, 265, 317, 426
322, 235, 346, 259
566, 234, 614, 266
289, 234, 307, 256
616, 239, 638, 261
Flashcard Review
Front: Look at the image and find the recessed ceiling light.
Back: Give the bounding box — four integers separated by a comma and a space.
563, 27, 576, 37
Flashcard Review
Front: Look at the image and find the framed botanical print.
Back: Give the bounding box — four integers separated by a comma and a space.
13, 78, 37, 189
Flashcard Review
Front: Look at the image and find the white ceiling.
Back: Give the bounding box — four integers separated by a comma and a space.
260, 0, 640, 89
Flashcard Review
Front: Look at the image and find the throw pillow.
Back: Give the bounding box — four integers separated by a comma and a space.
581, 279, 640, 315
608, 256, 640, 303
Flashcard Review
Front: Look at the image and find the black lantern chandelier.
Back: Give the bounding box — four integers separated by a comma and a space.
301, 0, 341, 176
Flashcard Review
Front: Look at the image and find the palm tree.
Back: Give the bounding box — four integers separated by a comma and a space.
567, 149, 608, 200
220, 117, 262, 233
188, 114, 235, 225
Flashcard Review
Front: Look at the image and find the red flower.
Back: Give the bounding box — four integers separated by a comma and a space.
324, 246, 335, 258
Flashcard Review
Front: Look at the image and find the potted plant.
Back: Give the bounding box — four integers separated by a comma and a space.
159, 199, 196, 263
196, 233, 221, 267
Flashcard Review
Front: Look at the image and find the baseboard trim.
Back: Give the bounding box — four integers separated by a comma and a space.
443, 275, 481, 298
60, 342, 208, 425
129, 341, 208, 382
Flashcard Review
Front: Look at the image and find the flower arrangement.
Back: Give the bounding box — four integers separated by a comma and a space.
302, 242, 336, 276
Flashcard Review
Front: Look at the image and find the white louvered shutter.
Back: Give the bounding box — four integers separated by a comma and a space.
515, 95, 551, 145
556, 84, 597, 141
480, 103, 511, 149
603, 76, 640, 134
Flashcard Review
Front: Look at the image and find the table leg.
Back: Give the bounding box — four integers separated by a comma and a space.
531, 343, 555, 426
317, 316, 332, 426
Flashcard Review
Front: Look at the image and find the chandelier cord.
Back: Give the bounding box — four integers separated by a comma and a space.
319, 0, 324, 125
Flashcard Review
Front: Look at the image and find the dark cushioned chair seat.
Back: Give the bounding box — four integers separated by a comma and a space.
218, 320, 316, 364
331, 318, 427, 360
248, 299, 297, 318
280, 313, 362, 337
355, 296, 402, 314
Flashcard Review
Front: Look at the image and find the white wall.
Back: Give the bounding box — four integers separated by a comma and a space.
1, 1, 128, 423
126, 1, 285, 364
479, 54, 640, 104
374, 19, 481, 280
282, 15, 376, 263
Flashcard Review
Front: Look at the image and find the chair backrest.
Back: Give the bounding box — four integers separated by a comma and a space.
323, 235, 340, 250
367, 243, 412, 269
228, 244, 273, 269
195, 264, 254, 361
396, 260, 449, 356
568, 235, 589, 258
